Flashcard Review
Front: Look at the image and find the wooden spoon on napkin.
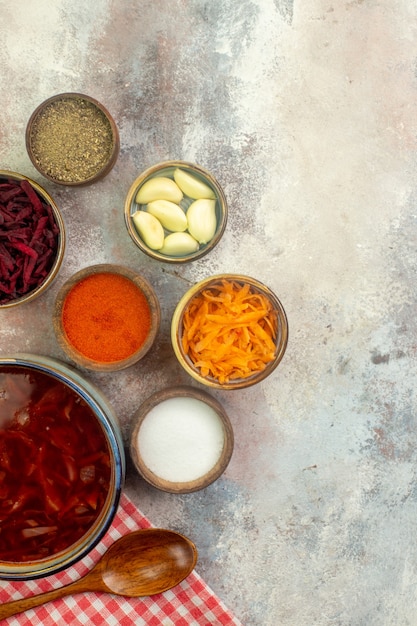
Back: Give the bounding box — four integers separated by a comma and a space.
0, 528, 198, 619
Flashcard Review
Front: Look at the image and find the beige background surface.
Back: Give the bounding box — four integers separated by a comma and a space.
1, 1, 417, 624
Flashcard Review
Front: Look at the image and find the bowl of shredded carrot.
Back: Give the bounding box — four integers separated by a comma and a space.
171, 274, 288, 390
0, 170, 65, 308
53, 264, 161, 372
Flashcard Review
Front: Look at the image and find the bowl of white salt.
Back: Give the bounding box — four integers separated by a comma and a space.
129, 386, 234, 494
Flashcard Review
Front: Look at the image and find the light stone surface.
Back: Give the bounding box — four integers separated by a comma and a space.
1, 1, 417, 624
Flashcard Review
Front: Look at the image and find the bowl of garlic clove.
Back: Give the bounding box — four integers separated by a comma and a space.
124, 161, 228, 263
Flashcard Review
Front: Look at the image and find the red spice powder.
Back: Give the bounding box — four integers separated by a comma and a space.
62, 272, 151, 362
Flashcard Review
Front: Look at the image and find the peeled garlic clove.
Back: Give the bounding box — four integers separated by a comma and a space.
136, 177, 183, 204
132, 210, 164, 250
174, 168, 216, 200
147, 200, 187, 232
186, 198, 217, 244
159, 232, 199, 256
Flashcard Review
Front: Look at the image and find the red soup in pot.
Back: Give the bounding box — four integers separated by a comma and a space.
0, 367, 111, 562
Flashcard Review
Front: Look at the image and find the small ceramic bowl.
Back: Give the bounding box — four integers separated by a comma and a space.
124, 160, 228, 263
53, 264, 160, 372
0, 353, 125, 580
130, 386, 234, 494
0, 170, 65, 308
171, 274, 289, 390
26, 93, 119, 186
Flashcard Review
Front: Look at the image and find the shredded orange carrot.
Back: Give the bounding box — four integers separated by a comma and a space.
181, 279, 278, 384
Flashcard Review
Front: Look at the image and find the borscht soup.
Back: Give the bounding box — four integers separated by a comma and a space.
0, 366, 111, 562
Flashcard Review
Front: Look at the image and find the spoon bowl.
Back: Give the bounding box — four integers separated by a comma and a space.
100, 529, 197, 596
0, 529, 198, 620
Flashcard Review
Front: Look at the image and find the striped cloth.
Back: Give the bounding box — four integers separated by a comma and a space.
0, 492, 243, 626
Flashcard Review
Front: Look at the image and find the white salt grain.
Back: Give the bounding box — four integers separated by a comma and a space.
137, 396, 225, 482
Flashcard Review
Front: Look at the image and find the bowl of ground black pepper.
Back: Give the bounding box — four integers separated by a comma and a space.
26, 93, 119, 186
53, 264, 161, 372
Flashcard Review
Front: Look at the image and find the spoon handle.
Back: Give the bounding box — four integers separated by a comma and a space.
0, 570, 104, 619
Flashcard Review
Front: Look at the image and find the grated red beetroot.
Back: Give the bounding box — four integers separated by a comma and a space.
0, 179, 60, 304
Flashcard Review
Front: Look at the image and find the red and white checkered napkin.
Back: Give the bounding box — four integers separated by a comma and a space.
0, 493, 243, 626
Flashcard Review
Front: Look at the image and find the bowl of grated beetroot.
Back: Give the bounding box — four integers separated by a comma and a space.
0, 170, 65, 308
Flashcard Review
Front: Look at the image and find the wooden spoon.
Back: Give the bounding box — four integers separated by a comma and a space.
0, 529, 198, 620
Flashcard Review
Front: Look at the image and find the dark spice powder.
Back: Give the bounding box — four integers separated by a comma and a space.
29, 97, 114, 183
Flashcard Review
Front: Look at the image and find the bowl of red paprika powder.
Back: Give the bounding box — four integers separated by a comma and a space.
53, 264, 161, 372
